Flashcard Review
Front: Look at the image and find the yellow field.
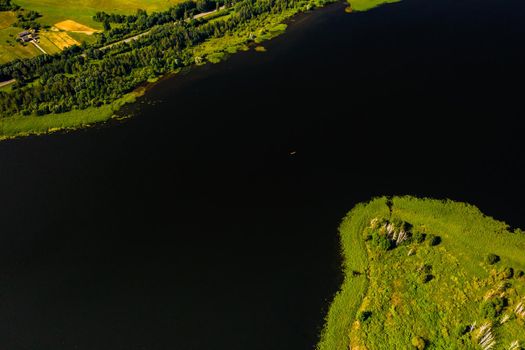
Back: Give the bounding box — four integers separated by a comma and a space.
41, 31, 80, 49
36, 35, 61, 54
55, 20, 99, 35
35, 31, 80, 54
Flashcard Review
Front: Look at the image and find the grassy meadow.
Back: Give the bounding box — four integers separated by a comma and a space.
15, 0, 184, 28
347, 0, 401, 12
318, 197, 525, 350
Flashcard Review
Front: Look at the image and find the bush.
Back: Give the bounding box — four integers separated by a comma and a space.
501, 267, 514, 279
358, 310, 372, 322
516, 270, 524, 278
371, 231, 393, 251
420, 273, 433, 283
487, 254, 500, 265
480, 297, 506, 319
411, 336, 426, 350
427, 234, 441, 246
412, 231, 426, 243
454, 324, 469, 337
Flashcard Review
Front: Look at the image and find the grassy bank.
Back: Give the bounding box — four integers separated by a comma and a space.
0, 90, 141, 140
347, 0, 401, 12
1, 0, 334, 141
318, 196, 525, 350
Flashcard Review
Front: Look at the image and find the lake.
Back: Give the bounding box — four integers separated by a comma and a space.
0, 0, 524, 348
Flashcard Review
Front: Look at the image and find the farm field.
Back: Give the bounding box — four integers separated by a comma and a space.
39, 31, 80, 53
15, 0, 184, 28
0, 26, 41, 64
0, 11, 16, 29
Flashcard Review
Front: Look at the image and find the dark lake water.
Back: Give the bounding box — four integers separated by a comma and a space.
1, 0, 525, 348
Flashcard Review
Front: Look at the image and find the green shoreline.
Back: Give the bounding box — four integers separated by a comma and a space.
0, 0, 403, 141
0, 3, 329, 141
0, 88, 142, 141
318, 196, 525, 349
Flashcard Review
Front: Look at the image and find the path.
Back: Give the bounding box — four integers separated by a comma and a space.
98, 6, 226, 51
0, 79, 15, 88
31, 41, 47, 55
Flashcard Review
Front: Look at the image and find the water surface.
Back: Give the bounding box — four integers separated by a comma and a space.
1, 0, 525, 348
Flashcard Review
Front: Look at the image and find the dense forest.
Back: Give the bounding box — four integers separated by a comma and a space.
0, 0, 328, 118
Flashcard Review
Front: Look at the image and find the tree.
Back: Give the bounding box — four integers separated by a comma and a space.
487, 254, 500, 265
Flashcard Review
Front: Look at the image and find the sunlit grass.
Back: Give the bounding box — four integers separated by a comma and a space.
0, 90, 141, 140
318, 196, 525, 350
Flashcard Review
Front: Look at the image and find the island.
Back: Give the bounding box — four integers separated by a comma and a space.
318, 197, 525, 350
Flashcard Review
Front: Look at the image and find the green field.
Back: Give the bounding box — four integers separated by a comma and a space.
318, 197, 525, 350
0, 26, 41, 64
347, 0, 401, 12
15, 0, 184, 28
0, 90, 141, 140
0, 11, 40, 63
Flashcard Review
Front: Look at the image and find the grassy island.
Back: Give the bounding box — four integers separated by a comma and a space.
318, 197, 525, 350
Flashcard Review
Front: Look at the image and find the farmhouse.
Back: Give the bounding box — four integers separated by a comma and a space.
17, 30, 38, 43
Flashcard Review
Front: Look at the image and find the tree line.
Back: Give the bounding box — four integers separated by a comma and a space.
0, 0, 317, 117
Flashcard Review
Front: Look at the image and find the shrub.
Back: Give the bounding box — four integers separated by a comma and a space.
480, 297, 507, 319
371, 231, 393, 251
411, 336, 426, 350
420, 274, 434, 283
516, 270, 524, 278
501, 267, 514, 279
358, 311, 372, 322
487, 254, 500, 265
427, 234, 441, 246
454, 324, 469, 337
412, 231, 426, 243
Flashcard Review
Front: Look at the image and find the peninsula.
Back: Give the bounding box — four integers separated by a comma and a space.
318, 196, 525, 349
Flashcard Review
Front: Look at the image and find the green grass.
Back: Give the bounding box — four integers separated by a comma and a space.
37, 34, 62, 54
0, 26, 41, 64
0, 90, 142, 140
67, 31, 98, 45
347, 0, 401, 12
15, 0, 184, 28
318, 197, 525, 350
0, 11, 16, 29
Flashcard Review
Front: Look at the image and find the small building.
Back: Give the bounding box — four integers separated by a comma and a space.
17, 30, 31, 38
17, 30, 35, 43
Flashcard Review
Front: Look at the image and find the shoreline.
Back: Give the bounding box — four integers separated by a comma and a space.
0, 1, 344, 142
317, 197, 525, 349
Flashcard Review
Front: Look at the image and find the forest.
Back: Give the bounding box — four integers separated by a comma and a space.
0, 0, 329, 119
